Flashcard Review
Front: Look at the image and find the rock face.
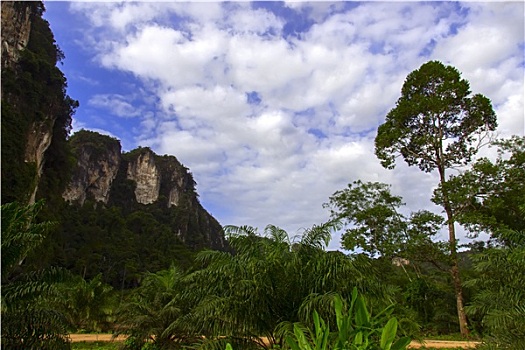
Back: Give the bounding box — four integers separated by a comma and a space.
63, 132, 121, 205
1, 1, 32, 68
1, 1, 75, 205
126, 149, 161, 205
64, 130, 225, 249
1, 2, 44, 203
27, 122, 56, 204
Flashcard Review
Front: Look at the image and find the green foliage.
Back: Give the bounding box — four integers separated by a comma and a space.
0, 98, 38, 203
280, 289, 411, 350
1, 201, 71, 349
375, 60, 497, 173
69, 129, 121, 160
49, 202, 196, 288
1, 1, 77, 204
325, 180, 444, 260
403, 277, 457, 335
185, 223, 391, 349
437, 136, 525, 241
116, 266, 199, 350
1, 201, 50, 278
465, 229, 525, 349
48, 274, 117, 332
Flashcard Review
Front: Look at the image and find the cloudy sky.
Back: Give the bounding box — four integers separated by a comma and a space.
44, 1, 524, 250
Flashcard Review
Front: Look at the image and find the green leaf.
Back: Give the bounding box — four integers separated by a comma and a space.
293, 324, 312, 350
391, 336, 412, 350
380, 318, 398, 350
354, 331, 363, 345
334, 295, 344, 332
354, 296, 370, 327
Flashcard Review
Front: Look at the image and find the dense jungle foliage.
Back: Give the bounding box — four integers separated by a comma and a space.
1, 2, 523, 349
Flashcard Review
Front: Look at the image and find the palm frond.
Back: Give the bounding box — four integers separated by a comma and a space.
299, 220, 340, 249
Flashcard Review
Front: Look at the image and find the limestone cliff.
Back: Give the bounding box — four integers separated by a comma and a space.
1, 1, 32, 69
126, 149, 161, 205
63, 131, 121, 205
1, 1, 77, 205
64, 130, 225, 249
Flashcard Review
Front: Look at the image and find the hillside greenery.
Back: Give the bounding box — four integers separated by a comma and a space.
1, 1, 78, 205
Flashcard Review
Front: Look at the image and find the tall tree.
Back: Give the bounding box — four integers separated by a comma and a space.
374, 60, 497, 336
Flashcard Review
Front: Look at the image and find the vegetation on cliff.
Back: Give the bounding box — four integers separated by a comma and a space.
1, 1, 78, 204
1, 0, 223, 311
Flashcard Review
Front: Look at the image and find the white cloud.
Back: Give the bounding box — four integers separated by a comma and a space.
61, 1, 524, 249
160, 85, 249, 125
431, 1, 524, 149
88, 94, 142, 118
226, 6, 284, 35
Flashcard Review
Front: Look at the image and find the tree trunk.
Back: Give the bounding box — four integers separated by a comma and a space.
439, 167, 470, 337
450, 255, 469, 337
445, 213, 469, 337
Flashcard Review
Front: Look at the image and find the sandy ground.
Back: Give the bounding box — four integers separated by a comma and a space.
69, 334, 481, 348
409, 339, 481, 349
69, 334, 127, 342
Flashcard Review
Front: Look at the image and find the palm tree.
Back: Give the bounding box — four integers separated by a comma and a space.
184, 224, 295, 349
48, 274, 117, 332
1, 201, 71, 349
185, 222, 387, 350
116, 265, 199, 349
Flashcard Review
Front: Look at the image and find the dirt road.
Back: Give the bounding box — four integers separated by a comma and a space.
69, 334, 481, 348
409, 339, 481, 348
69, 334, 127, 342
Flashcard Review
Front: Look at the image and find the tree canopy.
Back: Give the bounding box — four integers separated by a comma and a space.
375, 60, 497, 173
325, 180, 444, 261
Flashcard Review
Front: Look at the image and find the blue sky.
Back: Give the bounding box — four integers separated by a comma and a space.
44, 1, 524, 249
